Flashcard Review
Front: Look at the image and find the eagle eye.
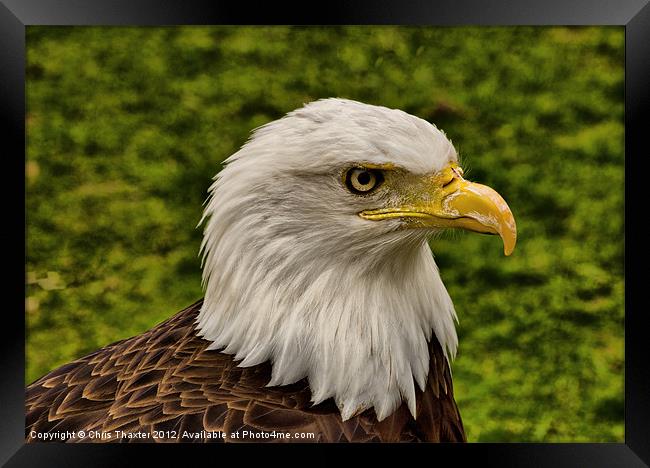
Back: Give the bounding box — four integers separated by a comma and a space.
345, 168, 384, 194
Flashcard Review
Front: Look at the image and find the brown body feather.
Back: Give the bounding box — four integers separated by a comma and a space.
26, 300, 465, 443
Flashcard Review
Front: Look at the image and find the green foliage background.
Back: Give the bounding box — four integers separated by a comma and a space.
26, 26, 624, 442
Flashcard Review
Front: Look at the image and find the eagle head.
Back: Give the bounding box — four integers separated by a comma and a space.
197, 98, 516, 421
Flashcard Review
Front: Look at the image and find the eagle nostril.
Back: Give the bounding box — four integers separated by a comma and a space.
442, 177, 456, 189
442, 167, 463, 188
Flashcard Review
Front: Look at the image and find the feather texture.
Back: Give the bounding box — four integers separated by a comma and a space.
26, 300, 465, 443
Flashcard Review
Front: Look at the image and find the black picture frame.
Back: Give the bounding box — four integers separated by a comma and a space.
2, 1, 648, 465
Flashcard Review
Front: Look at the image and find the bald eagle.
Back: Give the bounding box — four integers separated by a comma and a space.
26, 98, 516, 443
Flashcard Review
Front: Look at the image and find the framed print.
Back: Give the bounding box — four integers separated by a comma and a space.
2, 0, 648, 465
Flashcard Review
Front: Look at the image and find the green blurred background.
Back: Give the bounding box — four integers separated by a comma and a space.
25, 26, 624, 442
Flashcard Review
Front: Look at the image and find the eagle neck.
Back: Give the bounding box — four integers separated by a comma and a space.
196, 226, 458, 421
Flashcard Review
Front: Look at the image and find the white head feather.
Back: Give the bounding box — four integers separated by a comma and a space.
196, 98, 459, 421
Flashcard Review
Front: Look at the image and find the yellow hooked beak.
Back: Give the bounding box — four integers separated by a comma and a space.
359, 164, 517, 256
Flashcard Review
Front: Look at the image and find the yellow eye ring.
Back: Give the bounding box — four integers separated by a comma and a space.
345, 168, 384, 194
